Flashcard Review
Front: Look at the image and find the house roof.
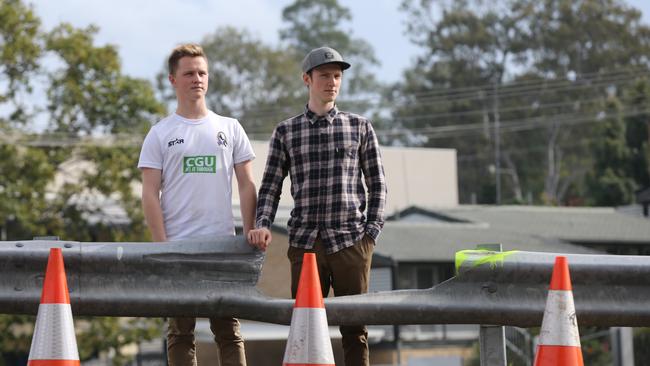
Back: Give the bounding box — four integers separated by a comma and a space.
373, 205, 650, 262
434, 205, 650, 244
376, 220, 598, 262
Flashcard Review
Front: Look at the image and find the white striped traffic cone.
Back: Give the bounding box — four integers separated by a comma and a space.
283, 253, 335, 366
28, 248, 80, 366
534, 256, 584, 366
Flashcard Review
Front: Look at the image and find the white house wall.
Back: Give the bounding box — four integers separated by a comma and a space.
236, 141, 459, 215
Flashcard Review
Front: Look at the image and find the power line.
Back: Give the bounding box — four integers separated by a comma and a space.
5, 68, 649, 146
387, 66, 650, 101
5, 106, 646, 147
456, 138, 595, 162
225, 68, 650, 124
374, 107, 650, 139
388, 71, 649, 109
389, 96, 605, 123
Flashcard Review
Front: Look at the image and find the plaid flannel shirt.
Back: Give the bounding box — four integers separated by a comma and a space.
256, 106, 387, 254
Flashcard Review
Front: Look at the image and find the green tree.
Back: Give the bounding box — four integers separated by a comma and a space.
155, 27, 304, 138
0, 144, 62, 240
586, 97, 636, 205
44, 21, 165, 242
75, 317, 164, 365
0, 1, 165, 362
280, 0, 380, 110
201, 27, 304, 137
396, 0, 533, 203
45, 23, 162, 135
0, 0, 41, 127
42, 20, 166, 360
623, 78, 650, 190
156, 1, 383, 136
396, 0, 650, 205
525, 0, 650, 204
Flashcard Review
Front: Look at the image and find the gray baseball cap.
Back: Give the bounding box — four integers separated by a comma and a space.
301, 46, 351, 73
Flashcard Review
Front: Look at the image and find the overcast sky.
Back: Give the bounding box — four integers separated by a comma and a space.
27, 0, 650, 84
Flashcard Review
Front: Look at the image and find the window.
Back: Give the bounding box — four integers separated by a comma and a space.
397, 263, 454, 290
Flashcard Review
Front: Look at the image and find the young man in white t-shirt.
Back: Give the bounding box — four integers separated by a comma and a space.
138, 44, 256, 366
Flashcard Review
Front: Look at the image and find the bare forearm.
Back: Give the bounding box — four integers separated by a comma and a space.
234, 160, 257, 235
142, 193, 166, 242
239, 181, 257, 235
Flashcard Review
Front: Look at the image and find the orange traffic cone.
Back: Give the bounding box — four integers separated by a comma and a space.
28, 248, 80, 366
534, 256, 583, 366
282, 253, 335, 366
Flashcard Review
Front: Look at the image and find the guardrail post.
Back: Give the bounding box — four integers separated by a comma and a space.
611, 327, 635, 366
480, 325, 506, 366
477, 244, 507, 366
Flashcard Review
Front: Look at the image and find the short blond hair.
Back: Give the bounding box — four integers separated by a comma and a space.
168, 43, 207, 75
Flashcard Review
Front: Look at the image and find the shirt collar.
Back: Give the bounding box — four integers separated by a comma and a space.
305, 105, 338, 125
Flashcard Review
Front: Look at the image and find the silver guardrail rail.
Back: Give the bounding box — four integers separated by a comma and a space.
1, 239, 650, 327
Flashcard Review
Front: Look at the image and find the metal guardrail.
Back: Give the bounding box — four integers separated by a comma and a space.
0, 237, 281, 319
327, 248, 650, 327
1, 238, 650, 328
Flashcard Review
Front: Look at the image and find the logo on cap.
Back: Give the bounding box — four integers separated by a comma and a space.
324, 52, 334, 60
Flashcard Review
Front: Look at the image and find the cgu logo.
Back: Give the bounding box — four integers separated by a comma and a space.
183, 155, 217, 173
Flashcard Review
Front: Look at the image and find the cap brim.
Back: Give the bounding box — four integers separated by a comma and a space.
305, 61, 351, 73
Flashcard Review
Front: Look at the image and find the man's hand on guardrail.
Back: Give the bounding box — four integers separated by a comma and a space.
247, 228, 272, 251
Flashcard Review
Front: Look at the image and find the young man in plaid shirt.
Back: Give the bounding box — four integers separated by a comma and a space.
248, 46, 387, 366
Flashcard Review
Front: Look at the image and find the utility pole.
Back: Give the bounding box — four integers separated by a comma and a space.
493, 78, 501, 205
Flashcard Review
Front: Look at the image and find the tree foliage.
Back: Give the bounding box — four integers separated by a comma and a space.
0, 0, 165, 362
586, 97, 636, 205
157, 0, 381, 137
623, 78, 650, 190
46, 23, 163, 135
0, 0, 41, 126
280, 0, 380, 110
395, 0, 650, 205
280, 0, 353, 55
0, 144, 56, 239
156, 26, 304, 138
201, 27, 305, 136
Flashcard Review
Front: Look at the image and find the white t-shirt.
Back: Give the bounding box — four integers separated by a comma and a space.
138, 111, 255, 240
